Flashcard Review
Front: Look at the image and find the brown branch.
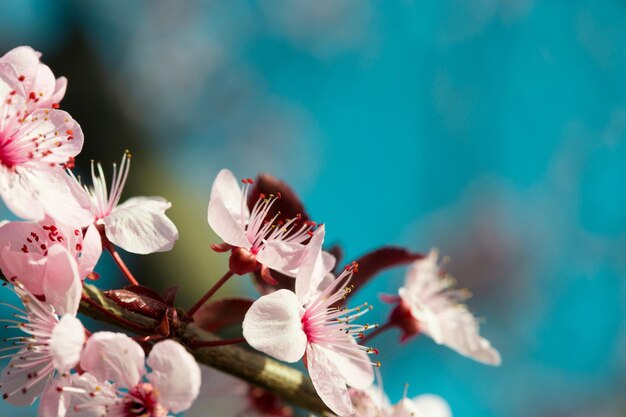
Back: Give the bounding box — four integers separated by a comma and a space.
78, 283, 334, 417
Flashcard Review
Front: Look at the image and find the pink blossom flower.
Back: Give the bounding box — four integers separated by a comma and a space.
0, 219, 101, 296
348, 386, 389, 417
0, 46, 67, 112
0, 46, 92, 225
44, 334, 201, 417
0, 253, 85, 407
389, 394, 451, 417
386, 250, 501, 365
243, 226, 377, 416
74, 151, 179, 254
208, 169, 330, 282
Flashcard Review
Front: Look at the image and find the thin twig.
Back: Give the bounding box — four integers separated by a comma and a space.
186, 270, 235, 317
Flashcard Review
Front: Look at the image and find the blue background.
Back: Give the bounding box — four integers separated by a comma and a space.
0, 1, 625, 416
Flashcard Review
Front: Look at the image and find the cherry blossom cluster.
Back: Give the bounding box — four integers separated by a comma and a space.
0, 46, 501, 417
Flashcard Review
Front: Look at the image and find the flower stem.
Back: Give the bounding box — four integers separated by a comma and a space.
81, 294, 151, 333
361, 322, 393, 345
187, 270, 235, 318
104, 240, 139, 286
190, 337, 246, 348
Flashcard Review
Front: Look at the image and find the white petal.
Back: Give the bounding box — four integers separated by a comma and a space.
80, 332, 145, 389
0, 166, 46, 222
207, 169, 250, 248
77, 224, 102, 279
256, 240, 305, 275
428, 308, 501, 365
306, 344, 354, 416
42, 245, 82, 316
38, 375, 71, 417
23, 169, 94, 226
295, 225, 329, 304
411, 395, 452, 417
1, 349, 53, 406
0, 242, 47, 296
103, 196, 178, 254
50, 315, 85, 373
65, 373, 118, 417
147, 340, 201, 413
242, 289, 307, 363
320, 338, 374, 390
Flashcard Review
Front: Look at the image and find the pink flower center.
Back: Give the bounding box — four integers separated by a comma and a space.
123, 383, 167, 417
85, 151, 132, 220
240, 179, 314, 252
16, 224, 83, 258
300, 264, 381, 368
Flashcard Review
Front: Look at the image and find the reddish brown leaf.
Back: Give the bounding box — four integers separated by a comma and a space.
252, 270, 294, 295
193, 297, 254, 332
249, 173, 312, 295
104, 287, 167, 319
247, 173, 311, 227
347, 247, 425, 295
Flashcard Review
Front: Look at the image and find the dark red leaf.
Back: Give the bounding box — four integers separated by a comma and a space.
347, 247, 425, 296
247, 173, 311, 227
104, 288, 167, 319
248, 173, 313, 295
163, 286, 179, 306
252, 270, 294, 295
193, 297, 254, 332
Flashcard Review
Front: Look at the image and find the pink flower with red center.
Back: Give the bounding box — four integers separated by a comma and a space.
0, 46, 92, 226
0, 253, 85, 408
0, 219, 102, 297
43, 334, 201, 417
73, 151, 179, 255
384, 250, 501, 365
208, 169, 332, 283
243, 226, 377, 416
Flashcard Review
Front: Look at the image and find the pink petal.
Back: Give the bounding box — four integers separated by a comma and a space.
242, 289, 307, 363
0, 46, 39, 94
17, 109, 84, 165
42, 245, 82, 316
255, 240, 306, 276
30, 63, 57, 109
295, 225, 331, 304
80, 332, 145, 389
425, 308, 501, 366
38, 378, 69, 417
320, 338, 374, 390
146, 340, 201, 413
0, 166, 47, 222
389, 398, 417, 417
49, 77, 67, 106
306, 344, 354, 416
0, 237, 46, 295
411, 395, 452, 417
103, 196, 178, 254
207, 169, 250, 248
65, 373, 117, 417
50, 315, 85, 373
1, 349, 53, 406
27, 169, 94, 227
77, 224, 102, 279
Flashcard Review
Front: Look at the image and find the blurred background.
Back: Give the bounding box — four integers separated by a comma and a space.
0, 0, 625, 416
